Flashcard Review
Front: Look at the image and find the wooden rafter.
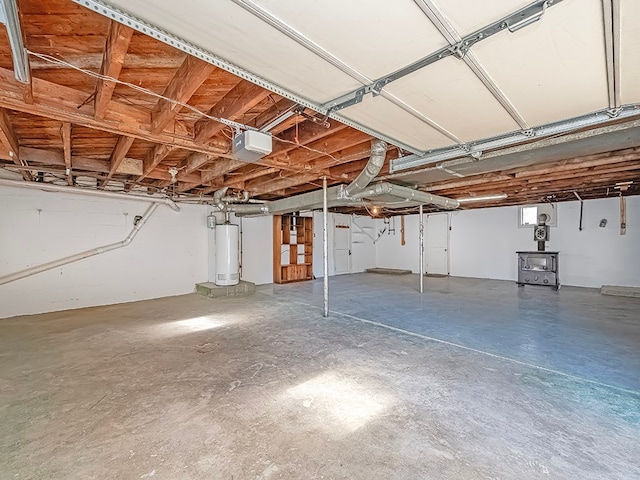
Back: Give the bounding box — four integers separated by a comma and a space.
6, 145, 201, 184
150, 56, 217, 133
94, 21, 134, 119
100, 135, 135, 187
139, 144, 177, 181
246, 172, 319, 196
270, 119, 346, 158
61, 122, 72, 185
0, 1, 637, 211
194, 80, 271, 142
0, 108, 32, 181
0, 66, 231, 157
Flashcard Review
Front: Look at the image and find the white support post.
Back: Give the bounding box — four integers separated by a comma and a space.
419, 204, 424, 294
323, 176, 329, 317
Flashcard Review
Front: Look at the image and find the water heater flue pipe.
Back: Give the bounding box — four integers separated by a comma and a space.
0, 203, 158, 286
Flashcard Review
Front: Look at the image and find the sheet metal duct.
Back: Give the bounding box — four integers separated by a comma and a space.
344, 139, 387, 196
212, 138, 457, 216
348, 182, 460, 209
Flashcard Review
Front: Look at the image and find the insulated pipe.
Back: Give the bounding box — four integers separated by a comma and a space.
323, 176, 329, 318
419, 204, 424, 294
0, 203, 158, 286
350, 182, 460, 210
0, 178, 180, 211
344, 139, 387, 197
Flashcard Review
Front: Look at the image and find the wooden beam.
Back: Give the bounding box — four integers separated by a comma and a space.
194, 80, 271, 142
274, 128, 371, 166
0, 108, 31, 181
0, 68, 350, 184
201, 159, 247, 184
423, 148, 640, 192
61, 122, 72, 185
94, 21, 134, 119
224, 167, 278, 187
161, 151, 214, 187
246, 173, 318, 196
0, 66, 231, 158
100, 135, 135, 187
139, 143, 176, 181
270, 119, 346, 157
0, 108, 19, 155
12, 146, 199, 184
151, 56, 217, 133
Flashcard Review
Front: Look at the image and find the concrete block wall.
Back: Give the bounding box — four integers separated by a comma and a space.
374, 196, 640, 288
0, 186, 209, 318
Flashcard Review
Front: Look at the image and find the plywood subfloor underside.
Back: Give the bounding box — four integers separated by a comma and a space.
1, 275, 639, 479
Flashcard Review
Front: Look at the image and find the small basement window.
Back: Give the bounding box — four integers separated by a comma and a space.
518, 204, 557, 228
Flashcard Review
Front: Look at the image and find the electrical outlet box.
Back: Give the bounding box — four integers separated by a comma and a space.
232, 131, 272, 162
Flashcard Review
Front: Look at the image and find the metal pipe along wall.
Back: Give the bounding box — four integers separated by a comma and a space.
0, 203, 158, 286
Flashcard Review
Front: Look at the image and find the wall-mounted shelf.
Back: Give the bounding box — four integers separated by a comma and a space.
273, 215, 313, 284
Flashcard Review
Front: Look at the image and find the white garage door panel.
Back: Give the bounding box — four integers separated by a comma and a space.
471, 0, 609, 127
102, 0, 362, 103
93, 0, 637, 160
252, 0, 449, 81
431, 0, 533, 37
386, 57, 520, 142
340, 95, 454, 152
620, 0, 640, 105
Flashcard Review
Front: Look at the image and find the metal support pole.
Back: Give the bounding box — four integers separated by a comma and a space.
419, 204, 424, 293
323, 176, 329, 317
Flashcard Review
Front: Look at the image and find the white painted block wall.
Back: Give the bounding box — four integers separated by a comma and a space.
0, 186, 209, 318
375, 215, 420, 273
374, 196, 640, 288
240, 215, 273, 285
449, 196, 640, 287
312, 212, 377, 278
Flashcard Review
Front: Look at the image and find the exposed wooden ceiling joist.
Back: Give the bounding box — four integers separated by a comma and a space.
0, 0, 636, 213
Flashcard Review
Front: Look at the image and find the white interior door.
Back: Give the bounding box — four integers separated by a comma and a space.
334, 214, 351, 275
426, 213, 449, 275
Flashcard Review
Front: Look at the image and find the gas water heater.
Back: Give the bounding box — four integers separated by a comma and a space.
215, 224, 240, 286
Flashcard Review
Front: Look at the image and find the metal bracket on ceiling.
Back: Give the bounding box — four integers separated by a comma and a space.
322, 0, 562, 114
606, 107, 622, 118
522, 129, 535, 138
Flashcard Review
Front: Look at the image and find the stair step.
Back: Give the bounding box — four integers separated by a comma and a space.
195, 281, 255, 298
601, 285, 640, 298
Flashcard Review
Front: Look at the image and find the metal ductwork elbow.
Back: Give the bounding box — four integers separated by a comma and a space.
344, 139, 387, 197
350, 182, 460, 210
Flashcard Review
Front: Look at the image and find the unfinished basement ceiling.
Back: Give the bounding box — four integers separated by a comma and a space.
78, 0, 638, 159
0, 0, 637, 213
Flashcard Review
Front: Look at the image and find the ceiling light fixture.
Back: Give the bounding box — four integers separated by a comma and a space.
456, 194, 508, 203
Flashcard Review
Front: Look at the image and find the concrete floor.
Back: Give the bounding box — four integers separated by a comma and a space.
1, 275, 639, 479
